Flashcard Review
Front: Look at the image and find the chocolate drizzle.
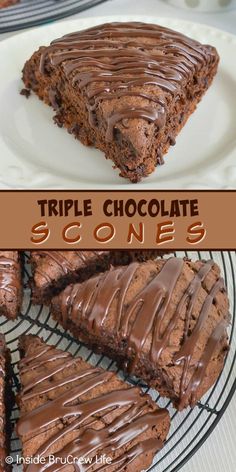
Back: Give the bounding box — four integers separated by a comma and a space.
38, 22, 214, 141
17, 339, 168, 471
0, 334, 12, 471
32, 250, 105, 285
55, 258, 229, 409
0, 253, 20, 298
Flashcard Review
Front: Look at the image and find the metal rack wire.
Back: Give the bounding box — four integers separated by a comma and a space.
0, 0, 109, 34
0, 251, 235, 471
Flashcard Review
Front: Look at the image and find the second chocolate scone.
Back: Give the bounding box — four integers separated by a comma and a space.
0, 334, 13, 472
17, 335, 170, 472
22, 22, 219, 182
51, 258, 230, 410
30, 250, 163, 304
0, 251, 23, 320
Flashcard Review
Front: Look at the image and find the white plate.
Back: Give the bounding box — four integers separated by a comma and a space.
0, 15, 236, 189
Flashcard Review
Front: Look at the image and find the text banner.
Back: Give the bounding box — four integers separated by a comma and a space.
0, 191, 235, 249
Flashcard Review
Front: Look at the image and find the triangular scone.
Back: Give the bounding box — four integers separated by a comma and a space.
22, 22, 219, 182
17, 335, 170, 471
0, 251, 23, 320
51, 257, 230, 409
0, 334, 13, 471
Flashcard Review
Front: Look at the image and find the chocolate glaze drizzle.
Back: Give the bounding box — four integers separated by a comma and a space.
0, 253, 20, 299
33, 251, 156, 292
55, 258, 228, 409
39, 22, 214, 141
33, 251, 106, 285
0, 334, 11, 470
0, 339, 5, 467
17, 340, 168, 471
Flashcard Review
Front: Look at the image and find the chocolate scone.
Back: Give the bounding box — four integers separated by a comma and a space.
17, 335, 170, 471
51, 257, 230, 410
22, 22, 219, 182
0, 0, 19, 7
0, 251, 23, 320
0, 334, 13, 472
30, 250, 163, 304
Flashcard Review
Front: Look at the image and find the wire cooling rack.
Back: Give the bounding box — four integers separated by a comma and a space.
0, 251, 235, 471
0, 0, 109, 34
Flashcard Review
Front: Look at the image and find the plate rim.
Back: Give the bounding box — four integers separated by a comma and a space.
1, 14, 236, 47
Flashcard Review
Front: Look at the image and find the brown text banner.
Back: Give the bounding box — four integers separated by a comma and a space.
0, 191, 235, 249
